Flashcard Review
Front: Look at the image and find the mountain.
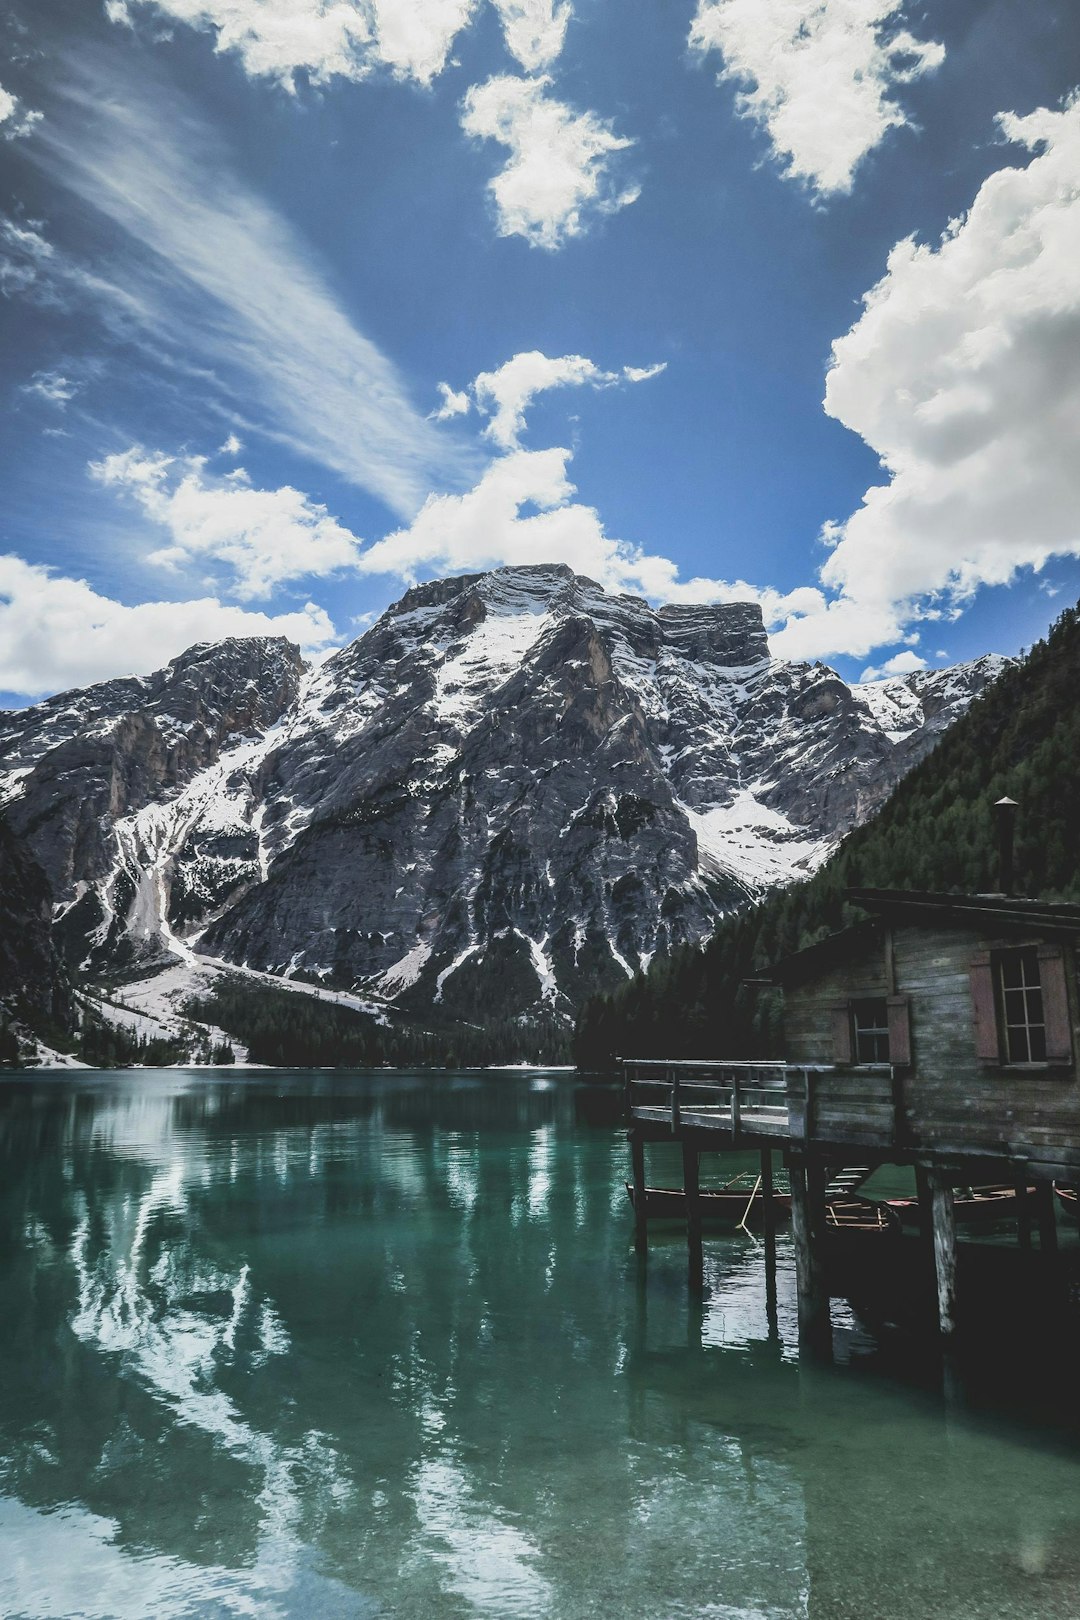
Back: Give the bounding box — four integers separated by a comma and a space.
574, 600, 1080, 1070
0, 564, 1005, 1042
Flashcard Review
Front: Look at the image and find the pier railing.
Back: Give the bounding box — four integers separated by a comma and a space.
621, 1058, 896, 1148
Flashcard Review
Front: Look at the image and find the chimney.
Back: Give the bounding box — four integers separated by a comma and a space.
994, 796, 1018, 896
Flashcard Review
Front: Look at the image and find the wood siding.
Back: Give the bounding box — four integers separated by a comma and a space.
782, 921, 1080, 1170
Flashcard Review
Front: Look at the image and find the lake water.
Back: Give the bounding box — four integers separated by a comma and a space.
3, 1069, 1080, 1619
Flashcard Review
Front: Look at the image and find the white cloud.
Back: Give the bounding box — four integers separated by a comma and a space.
353, 444, 814, 633
431, 381, 472, 421
91, 448, 365, 600
108, 0, 575, 84
0, 554, 336, 696
445, 349, 665, 448
0, 82, 42, 140
460, 75, 639, 249
860, 648, 926, 681
28, 66, 473, 516
772, 96, 1080, 662
490, 0, 570, 72
21, 370, 79, 407
473, 352, 610, 447
688, 0, 944, 196
108, 0, 478, 89
218, 432, 244, 455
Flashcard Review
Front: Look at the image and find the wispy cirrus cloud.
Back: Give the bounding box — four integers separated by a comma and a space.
24, 59, 475, 517
689, 0, 944, 197
21, 369, 80, 407
0, 553, 336, 696
460, 75, 639, 248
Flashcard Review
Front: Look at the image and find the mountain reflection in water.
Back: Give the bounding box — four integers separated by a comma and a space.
2, 1070, 1080, 1619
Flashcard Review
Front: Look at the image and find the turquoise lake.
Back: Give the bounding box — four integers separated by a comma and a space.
3, 1069, 1080, 1619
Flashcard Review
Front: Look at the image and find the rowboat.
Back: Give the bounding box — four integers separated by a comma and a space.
881, 1184, 1037, 1227
625, 1172, 791, 1223
1055, 1183, 1077, 1209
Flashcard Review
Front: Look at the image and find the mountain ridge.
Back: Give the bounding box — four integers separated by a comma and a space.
0, 563, 1007, 1046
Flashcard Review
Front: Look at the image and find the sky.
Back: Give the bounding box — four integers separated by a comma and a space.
1, 0, 1079, 702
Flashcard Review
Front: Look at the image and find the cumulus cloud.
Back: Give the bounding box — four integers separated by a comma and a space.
0, 554, 336, 696
860, 649, 927, 681
27, 65, 472, 515
490, 0, 571, 72
107, 0, 478, 89
353, 443, 813, 633
430, 381, 472, 422
770, 96, 1080, 662
0, 82, 42, 140
460, 74, 639, 248
689, 0, 944, 196
91, 447, 365, 599
467, 350, 663, 448
108, 0, 574, 84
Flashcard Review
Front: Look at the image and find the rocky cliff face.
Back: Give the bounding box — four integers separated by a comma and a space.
0, 565, 1006, 1026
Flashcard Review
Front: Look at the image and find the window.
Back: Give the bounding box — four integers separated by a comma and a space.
830, 995, 910, 1065
970, 942, 1072, 1067
998, 947, 1046, 1064
852, 998, 890, 1064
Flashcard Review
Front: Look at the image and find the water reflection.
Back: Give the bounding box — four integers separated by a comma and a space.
1, 1072, 1080, 1618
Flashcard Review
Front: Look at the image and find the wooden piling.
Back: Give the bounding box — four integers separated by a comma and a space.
631, 1131, 648, 1254
1016, 1179, 1032, 1250
790, 1156, 829, 1351
1034, 1179, 1058, 1255
683, 1140, 704, 1293
929, 1172, 957, 1337
760, 1147, 776, 1245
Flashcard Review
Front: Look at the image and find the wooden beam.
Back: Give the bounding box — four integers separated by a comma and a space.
683, 1140, 704, 1294
929, 1172, 957, 1337
631, 1131, 648, 1254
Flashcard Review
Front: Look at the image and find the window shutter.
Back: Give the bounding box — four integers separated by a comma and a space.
830, 1003, 853, 1064
1038, 944, 1072, 1063
969, 952, 1000, 1061
886, 995, 911, 1066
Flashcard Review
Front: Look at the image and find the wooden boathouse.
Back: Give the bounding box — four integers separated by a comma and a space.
625, 884, 1080, 1342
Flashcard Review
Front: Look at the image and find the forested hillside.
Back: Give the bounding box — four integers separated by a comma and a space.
574, 603, 1080, 1070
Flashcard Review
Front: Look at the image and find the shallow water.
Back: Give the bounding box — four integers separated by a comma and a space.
2, 1069, 1080, 1619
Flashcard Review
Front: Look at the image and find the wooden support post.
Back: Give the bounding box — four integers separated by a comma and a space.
929, 1173, 957, 1338
761, 1147, 779, 1339
1016, 1178, 1032, 1250
915, 1165, 935, 1258
760, 1147, 776, 1244
790, 1157, 829, 1353
683, 1140, 704, 1294
631, 1131, 648, 1254
1034, 1180, 1058, 1255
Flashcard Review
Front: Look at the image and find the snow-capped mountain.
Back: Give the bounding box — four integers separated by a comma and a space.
0, 564, 1007, 1027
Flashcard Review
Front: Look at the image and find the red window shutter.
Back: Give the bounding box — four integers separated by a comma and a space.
830, 1003, 853, 1064
1038, 944, 1073, 1063
886, 995, 911, 1066
969, 952, 1000, 1061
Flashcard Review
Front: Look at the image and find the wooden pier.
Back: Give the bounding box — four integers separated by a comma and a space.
624, 886, 1080, 1346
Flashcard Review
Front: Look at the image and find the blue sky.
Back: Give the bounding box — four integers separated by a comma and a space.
1, 0, 1079, 701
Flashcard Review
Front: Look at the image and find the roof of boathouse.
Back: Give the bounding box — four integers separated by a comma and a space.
755, 888, 1080, 987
